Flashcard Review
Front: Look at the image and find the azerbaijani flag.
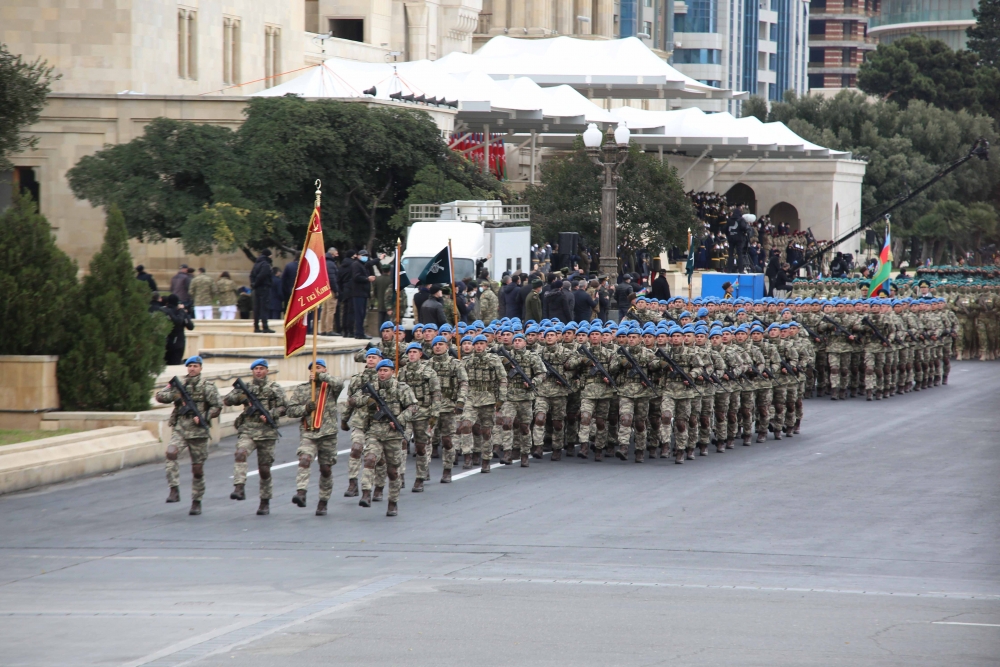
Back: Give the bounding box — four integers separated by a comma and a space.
868, 227, 892, 297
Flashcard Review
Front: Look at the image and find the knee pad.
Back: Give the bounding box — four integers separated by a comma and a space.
728, 411, 738, 423
620, 414, 633, 428
635, 420, 646, 433
458, 421, 472, 435
350, 445, 363, 458
579, 412, 592, 427
595, 417, 606, 430
387, 467, 399, 481
191, 464, 203, 478
676, 421, 687, 433
700, 415, 710, 428
551, 420, 564, 431
517, 423, 529, 436
661, 410, 672, 421
298, 454, 313, 467
501, 416, 514, 429
740, 407, 751, 418
441, 435, 453, 449
796, 399, 803, 409
319, 464, 332, 476
234, 449, 248, 463
715, 411, 726, 422
650, 415, 661, 428
363, 454, 378, 468
416, 443, 426, 456
533, 412, 546, 427
481, 427, 493, 440
689, 415, 698, 427
472, 423, 482, 437
259, 467, 271, 481
165, 448, 179, 461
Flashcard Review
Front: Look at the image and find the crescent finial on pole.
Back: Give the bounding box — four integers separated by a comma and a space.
314, 179, 322, 207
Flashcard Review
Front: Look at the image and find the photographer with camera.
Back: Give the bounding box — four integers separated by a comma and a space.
727, 206, 754, 273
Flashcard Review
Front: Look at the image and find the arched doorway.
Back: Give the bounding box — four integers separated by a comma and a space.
769, 201, 800, 231
724, 183, 756, 214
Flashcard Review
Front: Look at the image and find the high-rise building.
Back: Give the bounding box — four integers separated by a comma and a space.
868, 0, 976, 50
807, 0, 878, 92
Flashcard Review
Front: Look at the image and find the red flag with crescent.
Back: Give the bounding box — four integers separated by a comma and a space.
284, 206, 332, 356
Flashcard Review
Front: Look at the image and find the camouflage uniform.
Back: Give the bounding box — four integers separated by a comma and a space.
397, 357, 442, 485
532, 343, 573, 457
738, 339, 766, 442
608, 343, 657, 460
155, 375, 221, 502
189, 273, 215, 314
819, 311, 855, 397
285, 373, 345, 504
429, 350, 469, 474
462, 349, 508, 468
355, 378, 417, 506
225, 378, 287, 501
344, 367, 378, 487
214, 277, 238, 306
567, 342, 615, 457
714, 341, 746, 448
688, 342, 717, 450
752, 339, 781, 439
663, 344, 704, 458
496, 346, 545, 461
479, 287, 499, 323
775, 336, 800, 435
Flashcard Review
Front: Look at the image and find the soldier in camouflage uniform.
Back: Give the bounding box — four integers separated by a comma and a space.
776, 324, 801, 437
788, 322, 813, 431
459, 335, 507, 473
354, 360, 417, 516
478, 280, 499, 322
154, 356, 221, 515
608, 326, 657, 462
429, 335, 469, 481
286, 359, 346, 516
224, 359, 287, 515
751, 325, 780, 443
818, 301, 858, 400
397, 342, 442, 492
735, 325, 765, 446
189, 268, 216, 319
713, 328, 746, 451
532, 328, 573, 460
662, 327, 702, 462
497, 333, 545, 466
688, 326, 718, 455
343, 348, 382, 497
354, 322, 402, 366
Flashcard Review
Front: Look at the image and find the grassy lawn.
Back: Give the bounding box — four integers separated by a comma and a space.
0, 429, 78, 447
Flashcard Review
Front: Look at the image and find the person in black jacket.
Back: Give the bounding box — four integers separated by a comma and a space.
501, 275, 521, 320
350, 249, 375, 338
160, 294, 194, 365
268, 267, 284, 319
419, 285, 447, 326
572, 280, 597, 322
650, 268, 671, 300
543, 280, 574, 322
136, 265, 157, 293
614, 275, 634, 312
280, 258, 298, 310
765, 250, 781, 296
336, 253, 355, 336
249, 250, 274, 333
412, 285, 430, 322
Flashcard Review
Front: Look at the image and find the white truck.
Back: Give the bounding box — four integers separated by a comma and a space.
400, 200, 531, 326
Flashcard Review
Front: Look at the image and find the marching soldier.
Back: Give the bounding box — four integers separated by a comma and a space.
343, 348, 382, 497
461, 335, 508, 473
608, 325, 657, 462
154, 355, 221, 515
429, 335, 469, 481
354, 360, 417, 516
532, 327, 573, 460
224, 359, 287, 515
286, 359, 345, 516
501, 332, 545, 466
569, 326, 616, 461
397, 342, 442, 492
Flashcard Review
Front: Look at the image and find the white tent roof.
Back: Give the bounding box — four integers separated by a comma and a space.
435, 36, 746, 100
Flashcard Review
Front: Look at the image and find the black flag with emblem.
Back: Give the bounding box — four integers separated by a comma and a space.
416, 246, 451, 286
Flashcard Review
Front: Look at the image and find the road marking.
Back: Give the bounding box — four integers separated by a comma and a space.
932, 622, 1000, 627
128, 575, 411, 667
452, 450, 555, 480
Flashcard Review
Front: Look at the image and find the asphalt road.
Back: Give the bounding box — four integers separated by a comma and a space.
2, 362, 998, 666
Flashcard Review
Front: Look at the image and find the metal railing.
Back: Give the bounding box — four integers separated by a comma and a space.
409, 203, 530, 224
869, 8, 974, 28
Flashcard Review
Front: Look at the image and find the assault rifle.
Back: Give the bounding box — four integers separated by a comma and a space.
822, 315, 857, 342
862, 316, 891, 347
580, 346, 616, 389
496, 347, 535, 390
362, 382, 413, 449
655, 348, 695, 386
541, 357, 570, 388
169, 376, 210, 432
617, 346, 654, 389
777, 357, 800, 376
233, 378, 280, 435
800, 321, 825, 345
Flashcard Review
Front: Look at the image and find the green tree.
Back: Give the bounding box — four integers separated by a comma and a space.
66, 98, 504, 256
741, 95, 769, 122
968, 0, 1000, 67
521, 140, 696, 260
58, 205, 168, 411
0, 193, 79, 355
0, 44, 59, 170
857, 35, 984, 112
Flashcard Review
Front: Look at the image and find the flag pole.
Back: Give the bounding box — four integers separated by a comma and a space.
686, 227, 693, 304
395, 238, 401, 376
448, 238, 460, 359
311, 180, 322, 404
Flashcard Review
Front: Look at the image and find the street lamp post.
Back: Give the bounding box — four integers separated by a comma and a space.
584, 122, 630, 319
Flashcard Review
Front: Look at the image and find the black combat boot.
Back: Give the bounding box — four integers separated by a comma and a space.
256, 499, 270, 516
230, 484, 245, 501
292, 489, 307, 507
166, 487, 180, 503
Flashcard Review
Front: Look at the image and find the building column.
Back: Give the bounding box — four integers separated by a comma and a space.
510, 0, 527, 32
489, 0, 509, 34
596, 0, 614, 36
558, 0, 573, 34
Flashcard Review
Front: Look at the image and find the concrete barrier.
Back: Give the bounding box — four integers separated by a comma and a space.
0, 426, 162, 495
0, 355, 60, 430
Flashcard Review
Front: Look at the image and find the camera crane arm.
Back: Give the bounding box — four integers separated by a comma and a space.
802, 139, 989, 266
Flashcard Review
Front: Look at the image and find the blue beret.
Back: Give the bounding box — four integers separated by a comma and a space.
779, 323, 790, 330
679, 311, 692, 319
439, 324, 453, 333
513, 333, 525, 340
250, 358, 269, 369
366, 347, 383, 357
185, 355, 203, 366
376, 359, 394, 370
526, 325, 540, 334
709, 328, 722, 337
473, 335, 487, 343
432, 335, 447, 346
308, 358, 327, 370
406, 342, 423, 352
380, 321, 395, 330
461, 335, 473, 344
696, 307, 709, 317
